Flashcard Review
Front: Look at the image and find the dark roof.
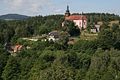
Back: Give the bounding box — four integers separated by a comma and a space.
48, 31, 60, 38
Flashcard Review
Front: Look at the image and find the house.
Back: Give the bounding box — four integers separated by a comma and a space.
4, 43, 24, 53
90, 24, 100, 33
13, 45, 23, 53
62, 5, 87, 30
48, 31, 60, 42
91, 28, 97, 33
95, 24, 100, 32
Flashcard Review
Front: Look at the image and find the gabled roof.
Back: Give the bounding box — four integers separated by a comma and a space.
48, 31, 60, 38
65, 15, 87, 20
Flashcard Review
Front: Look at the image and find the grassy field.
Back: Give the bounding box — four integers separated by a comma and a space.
80, 31, 98, 40
98, 20, 120, 27
68, 31, 98, 45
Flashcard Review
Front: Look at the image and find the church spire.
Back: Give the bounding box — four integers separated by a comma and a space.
66, 5, 69, 12
65, 5, 70, 17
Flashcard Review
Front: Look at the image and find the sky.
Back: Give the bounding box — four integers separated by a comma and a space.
0, 0, 120, 16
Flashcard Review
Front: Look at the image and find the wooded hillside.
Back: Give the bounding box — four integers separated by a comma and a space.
0, 13, 120, 80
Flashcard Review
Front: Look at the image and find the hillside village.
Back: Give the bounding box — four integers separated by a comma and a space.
4, 6, 120, 55
1, 3, 120, 80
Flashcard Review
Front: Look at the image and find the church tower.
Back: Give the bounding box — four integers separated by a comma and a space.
65, 5, 70, 17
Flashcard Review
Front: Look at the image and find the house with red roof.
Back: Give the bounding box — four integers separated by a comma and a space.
13, 45, 23, 53
4, 43, 24, 54
62, 6, 87, 30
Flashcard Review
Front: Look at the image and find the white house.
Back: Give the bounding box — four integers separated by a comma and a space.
48, 31, 60, 42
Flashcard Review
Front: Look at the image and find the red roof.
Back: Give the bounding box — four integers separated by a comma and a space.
65, 15, 87, 20
14, 45, 23, 52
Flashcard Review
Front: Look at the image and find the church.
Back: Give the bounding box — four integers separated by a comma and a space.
63, 6, 87, 29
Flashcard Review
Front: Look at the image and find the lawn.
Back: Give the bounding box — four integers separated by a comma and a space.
80, 31, 98, 40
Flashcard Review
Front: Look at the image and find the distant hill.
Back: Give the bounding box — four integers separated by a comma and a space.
0, 14, 30, 20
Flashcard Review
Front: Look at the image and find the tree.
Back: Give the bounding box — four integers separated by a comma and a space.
38, 25, 50, 35
2, 56, 20, 80
63, 20, 80, 36
39, 61, 75, 80
97, 29, 114, 50
0, 46, 9, 80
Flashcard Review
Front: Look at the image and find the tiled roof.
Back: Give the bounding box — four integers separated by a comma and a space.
65, 15, 87, 20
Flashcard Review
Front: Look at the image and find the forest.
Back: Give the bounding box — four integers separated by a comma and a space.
0, 13, 120, 80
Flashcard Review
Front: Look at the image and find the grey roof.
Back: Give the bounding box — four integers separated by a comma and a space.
48, 31, 60, 38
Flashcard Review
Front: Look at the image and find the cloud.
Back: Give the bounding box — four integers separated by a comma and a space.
3, 0, 53, 15
4, 0, 24, 10
30, 4, 40, 12
54, 9, 63, 13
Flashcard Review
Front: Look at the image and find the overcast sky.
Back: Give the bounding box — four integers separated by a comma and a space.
0, 0, 120, 16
